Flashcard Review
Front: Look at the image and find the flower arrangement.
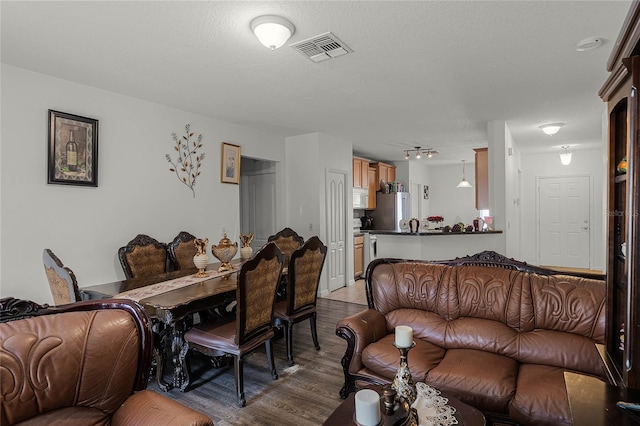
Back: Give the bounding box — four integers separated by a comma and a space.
426, 215, 444, 222
166, 124, 205, 198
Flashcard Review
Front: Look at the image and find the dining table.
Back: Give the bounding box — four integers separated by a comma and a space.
80, 259, 244, 392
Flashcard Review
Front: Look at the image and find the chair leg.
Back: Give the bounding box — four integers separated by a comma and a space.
266, 339, 278, 380
310, 312, 320, 350
234, 355, 246, 407
285, 321, 294, 366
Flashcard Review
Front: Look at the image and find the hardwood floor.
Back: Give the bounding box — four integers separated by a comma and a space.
149, 298, 366, 425
322, 279, 367, 305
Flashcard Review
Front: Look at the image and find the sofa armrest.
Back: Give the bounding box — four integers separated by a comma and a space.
112, 390, 213, 426
336, 309, 388, 395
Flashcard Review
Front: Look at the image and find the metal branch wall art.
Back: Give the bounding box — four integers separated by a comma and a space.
165, 124, 205, 198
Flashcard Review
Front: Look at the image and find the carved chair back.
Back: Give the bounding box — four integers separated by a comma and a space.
285, 236, 327, 315
267, 227, 304, 265
236, 242, 284, 345
42, 249, 81, 305
168, 231, 198, 271
118, 234, 168, 279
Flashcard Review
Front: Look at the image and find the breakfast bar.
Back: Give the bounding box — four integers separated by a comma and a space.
372, 230, 503, 261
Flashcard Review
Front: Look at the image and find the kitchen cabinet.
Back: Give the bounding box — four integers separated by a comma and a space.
474, 148, 488, 210
372, 162, 396, 187
354, 235, 364, 278
367, 167, 377, 209
599, 1, 640, 389
353, 157, 369, 189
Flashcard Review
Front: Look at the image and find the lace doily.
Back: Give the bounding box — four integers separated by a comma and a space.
410, 383, 459, 426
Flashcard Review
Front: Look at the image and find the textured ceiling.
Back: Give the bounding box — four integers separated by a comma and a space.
1, 1, 632, 164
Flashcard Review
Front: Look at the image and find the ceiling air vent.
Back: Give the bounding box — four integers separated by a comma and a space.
290, 32, 352, 63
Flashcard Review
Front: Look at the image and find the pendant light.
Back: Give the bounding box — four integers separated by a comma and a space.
456, 160, 472, 188
559, 145, 572, 165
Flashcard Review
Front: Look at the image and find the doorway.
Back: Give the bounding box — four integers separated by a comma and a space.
240, 157, 277, 250
537, 176, 591, 268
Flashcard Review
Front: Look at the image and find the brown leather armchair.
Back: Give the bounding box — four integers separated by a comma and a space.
0, 297, 214, 426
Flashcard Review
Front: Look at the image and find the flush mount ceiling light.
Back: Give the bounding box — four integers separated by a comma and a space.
403, 146, 439, 160
250, 15, 295, 50
576, 37, 603, 52
456, 160, 472, 188
540, 123, 564, 136
559, 145, 573, 166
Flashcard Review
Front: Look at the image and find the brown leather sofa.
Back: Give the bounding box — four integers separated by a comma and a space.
0, 297, 214, 426
336, 251, 606, 426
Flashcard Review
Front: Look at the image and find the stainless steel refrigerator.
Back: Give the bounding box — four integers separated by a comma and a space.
370, 192, 411, 231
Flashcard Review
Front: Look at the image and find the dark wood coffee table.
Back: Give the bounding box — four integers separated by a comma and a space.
323, 385, 485, 425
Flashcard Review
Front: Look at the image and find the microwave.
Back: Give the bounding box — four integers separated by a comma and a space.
353, 188, 369, 209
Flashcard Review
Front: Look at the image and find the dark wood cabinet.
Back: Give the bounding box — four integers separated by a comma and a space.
600, 2, 640, 389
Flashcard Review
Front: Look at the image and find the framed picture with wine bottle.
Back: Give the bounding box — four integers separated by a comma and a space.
48, 110, 99, 186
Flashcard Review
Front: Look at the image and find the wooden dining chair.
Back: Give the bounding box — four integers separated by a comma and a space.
118, 234, 168, 279
179, 242, 284, 407
273, 236, 327, 366
168, 231, 197, 271
267, 227, 304, 297
42, 249, 82, 305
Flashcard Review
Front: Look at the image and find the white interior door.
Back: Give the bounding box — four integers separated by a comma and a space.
240, 161, 276, 250
538, 176, 590, 268
326, 170, 346, 292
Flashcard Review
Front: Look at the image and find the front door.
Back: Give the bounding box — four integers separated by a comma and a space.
537, 176, 590, 268
326, 170, 347, 292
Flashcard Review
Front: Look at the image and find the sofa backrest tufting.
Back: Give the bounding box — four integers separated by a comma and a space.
367, 258, 606, 375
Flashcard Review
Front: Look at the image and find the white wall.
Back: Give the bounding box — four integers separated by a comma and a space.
427, 163, 477, 226
1, 64, 285, 303
519, 148, 605, 271
286, 132, 352, 294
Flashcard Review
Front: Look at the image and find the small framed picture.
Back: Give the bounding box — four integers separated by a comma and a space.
221, 142, 241, 184
423, 185, 429, 200
48, 110, 98, 186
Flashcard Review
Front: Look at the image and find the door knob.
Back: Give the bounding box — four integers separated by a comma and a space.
582, 226, 589, 230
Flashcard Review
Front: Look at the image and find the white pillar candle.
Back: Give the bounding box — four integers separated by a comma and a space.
395, 325, 413, 348
355, 389, 381, 426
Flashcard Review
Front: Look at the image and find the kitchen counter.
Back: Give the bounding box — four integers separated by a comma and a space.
372, 230, 505, 262
371, 230, 503, 236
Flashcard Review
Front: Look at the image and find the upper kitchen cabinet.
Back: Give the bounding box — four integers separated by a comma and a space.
372, 162, 396, 188
367, 166, 377, 209
353, 157, 369, 188
474, 148, 489, 210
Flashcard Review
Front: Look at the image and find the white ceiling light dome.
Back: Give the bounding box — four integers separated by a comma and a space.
250, 15, 295, 50
576, 37, 603, 52
540, 123, 564, 135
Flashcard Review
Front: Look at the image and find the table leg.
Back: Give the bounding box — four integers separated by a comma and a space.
154, 323, 173, 392
171, 320, 187, 390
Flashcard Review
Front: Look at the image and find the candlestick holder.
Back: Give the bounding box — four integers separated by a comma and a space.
391, 342, 417, 406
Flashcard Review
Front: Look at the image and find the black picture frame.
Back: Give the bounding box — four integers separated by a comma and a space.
48, 110, 98, 186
